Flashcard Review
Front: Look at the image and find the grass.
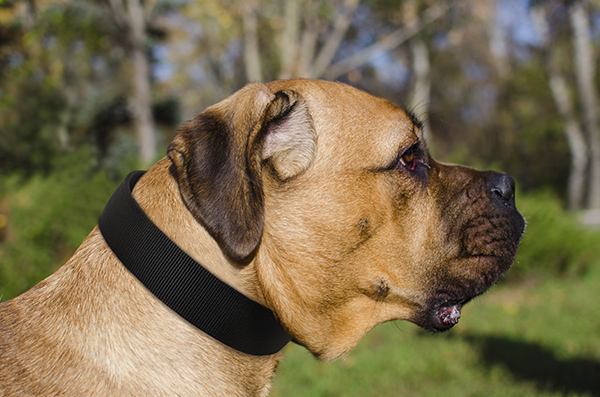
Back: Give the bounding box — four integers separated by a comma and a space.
271, 267, 600, 396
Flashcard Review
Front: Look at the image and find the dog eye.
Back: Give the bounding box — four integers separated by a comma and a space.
400, 147, 417, 170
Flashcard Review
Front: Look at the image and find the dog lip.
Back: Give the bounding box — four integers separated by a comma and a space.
419, 296, 475, 332
433, 303, 462, 330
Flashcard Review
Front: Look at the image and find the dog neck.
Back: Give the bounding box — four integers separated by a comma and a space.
99, 165, 291, 356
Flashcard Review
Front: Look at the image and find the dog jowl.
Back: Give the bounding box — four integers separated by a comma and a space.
0, 79, 524, 395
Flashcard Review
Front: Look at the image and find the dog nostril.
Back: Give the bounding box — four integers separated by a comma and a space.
487, 173, 516, 203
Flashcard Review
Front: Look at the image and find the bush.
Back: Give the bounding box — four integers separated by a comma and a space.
0, 149, 121, 300
511, 190, 600, 280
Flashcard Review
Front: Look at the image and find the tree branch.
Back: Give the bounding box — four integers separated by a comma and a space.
323, 2, 448, 80
309, 0, 360, 78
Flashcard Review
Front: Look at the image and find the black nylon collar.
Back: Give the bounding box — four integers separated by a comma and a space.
98, 171, 291, 356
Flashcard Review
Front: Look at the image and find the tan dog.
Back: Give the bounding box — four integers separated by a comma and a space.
0, 79, 524, 396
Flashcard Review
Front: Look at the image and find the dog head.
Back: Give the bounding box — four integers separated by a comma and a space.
168, 79, 525, 361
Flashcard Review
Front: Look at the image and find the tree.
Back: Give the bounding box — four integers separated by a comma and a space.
322, 0, 449, 80
241, 2, 262, 82
530, 0, 600, 210
569, 0, 600, 209
162, 0, 450, 119
0, 0, 177, 173
0, 0, 128, 173
531, 1, 588, 210
109, 0, 157, 167
239, 0, 361, 80
236, 0, 449, 81
5, 0, 592, 211
403, 0, 433, 144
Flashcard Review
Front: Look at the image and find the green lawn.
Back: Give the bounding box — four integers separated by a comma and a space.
271, 266, 600, 396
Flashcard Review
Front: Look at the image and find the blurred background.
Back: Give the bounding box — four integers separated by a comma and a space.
0, 0, 599, 395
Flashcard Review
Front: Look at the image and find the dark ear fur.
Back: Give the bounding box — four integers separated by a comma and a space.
167, 83, 315, 263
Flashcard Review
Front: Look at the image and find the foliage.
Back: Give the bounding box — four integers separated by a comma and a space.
0, 0, 180, 175
0, 148, 124, 300
0, 1, 124, 174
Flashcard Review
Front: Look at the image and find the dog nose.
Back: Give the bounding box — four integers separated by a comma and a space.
486, 173, 516, 204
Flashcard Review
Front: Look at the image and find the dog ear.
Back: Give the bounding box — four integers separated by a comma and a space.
260, 90, 316, 180
167, 83, 316, 263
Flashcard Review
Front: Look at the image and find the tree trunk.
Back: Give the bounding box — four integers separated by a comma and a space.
548, 72, 589, 210
242, 2, 262, 82
131, 41, 155, 167
110, 0, 156, 167
404, 0, 432, 145
297, 0, 319, 78
409, 40, 432, 143
569, 0, 600, 209
279, 0, 301, 79
531, 4, 588, 210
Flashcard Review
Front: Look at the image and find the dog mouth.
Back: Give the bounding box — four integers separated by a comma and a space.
429, 297, 472, 331
418, 246, 520, 333
414, 292, 477, 333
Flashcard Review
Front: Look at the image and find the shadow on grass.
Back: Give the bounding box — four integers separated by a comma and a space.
463, 334, 600, 395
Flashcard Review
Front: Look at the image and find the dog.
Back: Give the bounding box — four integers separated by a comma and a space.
0, 79, 524, 396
